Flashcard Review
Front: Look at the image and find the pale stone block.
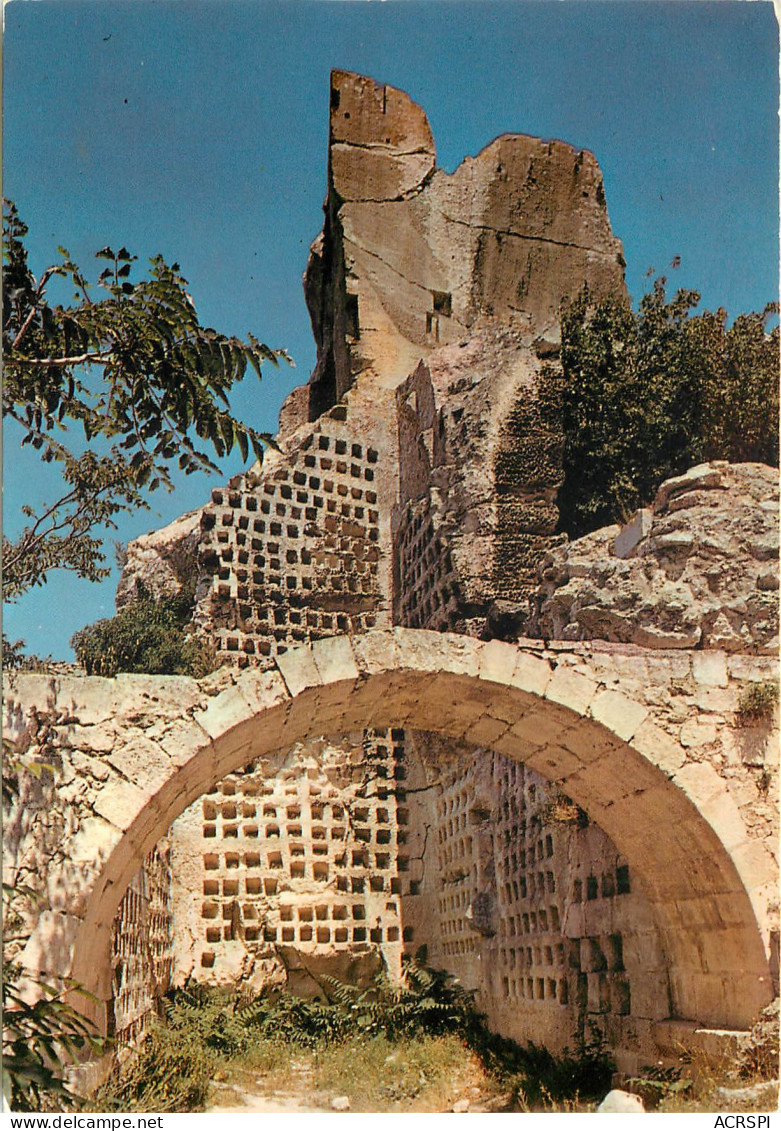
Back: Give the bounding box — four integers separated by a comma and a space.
93, 777, 148, 830
510, 705, 568, 749
274, 645, 323, 698
155, 716, 215, 768
59, 723, 117, 753
311, 635, 360, 686
107, 735, 175, 794
692, 651, 729, 687
630, 719, 686, 776
698, 789, 749, 852
235, 667, 290, 716
193, 683, 258, 741
544, 666, 599, 717
351, 631, 400, 677
478, 639, 523, 686
463, 712, 510, 749
46, 675, 119, 725
491, 730, 547, 766
590, 689, 648, 742
692, 685, 735, 713
680, 718, 719, 747
653, 463, 724, 509
512, 651, 553, 698
524, 742, 582, 782
68, 815, 124, 864
113, 673, 201, 718
673, 761, 724, 807
394, 627, 480, 678
597, 1090, 644, 1113
613, 508, 653, 559
20, 910, 82, 980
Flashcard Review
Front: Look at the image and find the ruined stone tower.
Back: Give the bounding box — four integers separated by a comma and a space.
86, 73, 776, 1069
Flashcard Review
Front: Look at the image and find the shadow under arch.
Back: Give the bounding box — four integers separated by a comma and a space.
67, 631, 773, 1036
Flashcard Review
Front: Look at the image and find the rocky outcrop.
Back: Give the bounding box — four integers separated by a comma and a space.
115, 509, 202, 608
302, 69, 625, 419
524, 462, 779, 652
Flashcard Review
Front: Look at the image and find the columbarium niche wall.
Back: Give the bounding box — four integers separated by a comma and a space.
109, 840, 174, 1045
168, 728, 415, 991
194, 383, 399, 668
400, 734, 668, 1059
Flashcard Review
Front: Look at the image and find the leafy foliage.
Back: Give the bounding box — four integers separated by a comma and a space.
3, 200, 289, 599
70, 583, 218, 677
96, 960, 615, 1112
541, 279, 779, 537
2, 967, 109, 1112
3, 762, 110, 1112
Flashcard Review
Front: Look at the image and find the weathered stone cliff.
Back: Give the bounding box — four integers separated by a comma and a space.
524, 462, 779, 653
299, 69, 626, 419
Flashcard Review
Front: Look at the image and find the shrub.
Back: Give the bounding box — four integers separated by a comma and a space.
540, 281, 778, 538
71, 584, 218, 677
737, 682, 778, 725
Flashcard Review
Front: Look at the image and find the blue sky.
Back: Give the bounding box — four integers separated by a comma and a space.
3, 0, 779, 660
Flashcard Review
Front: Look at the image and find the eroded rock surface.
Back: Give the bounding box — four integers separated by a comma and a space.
301, 69, 625, 418
524, 462, 779, 652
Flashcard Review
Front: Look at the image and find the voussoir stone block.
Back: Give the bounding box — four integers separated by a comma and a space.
235, 668, 290, 715
351, 631, 401, 677
589, 688, 648, 742
311, 635, 360, 686
544, 665, 599, 716
154, 716, 215, 768
692, 651, 729, 688
478, 638, 526, 687
630, 719, 686, 777
193, 683, 259, 741
395, 628, 480, 678
106, 735, 176, 795
274, 645, 323, 698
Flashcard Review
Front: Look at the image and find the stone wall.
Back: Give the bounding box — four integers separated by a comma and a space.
169, 729, 409, 990
111, 840, 173, 1046
3, 634, 777, 1068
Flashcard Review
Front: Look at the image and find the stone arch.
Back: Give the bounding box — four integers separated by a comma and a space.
57, 630, 772, 1035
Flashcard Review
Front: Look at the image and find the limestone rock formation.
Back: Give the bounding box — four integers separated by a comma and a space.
300, 69, 625, 419
115, 509, 202, 608
524, 462, 779, 652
